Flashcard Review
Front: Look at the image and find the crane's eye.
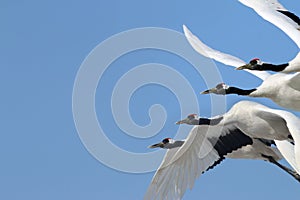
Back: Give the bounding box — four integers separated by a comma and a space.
188, 114, 196, 119
162, 138, 170, 144
250, 59, 259, 65
216, 83, 226, 90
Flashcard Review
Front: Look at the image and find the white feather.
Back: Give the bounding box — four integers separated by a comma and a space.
183, 25, 271, 80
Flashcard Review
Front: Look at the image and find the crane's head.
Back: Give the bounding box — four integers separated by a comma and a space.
148, 138, 174, 149
201, 83, 229, 95
176, 113, 199, 125
235, 58, 262, 70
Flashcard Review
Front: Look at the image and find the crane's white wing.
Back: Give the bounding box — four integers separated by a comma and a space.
144, 145, 180, 200
183, 25, 245, 67
287, 72, 300, 91
183, 25, 271, 80
144, 125, 253, 200
254, 108, 300, 173
239, 0, 300, 48
274, 140, 297, 170
271, 109, 300, 173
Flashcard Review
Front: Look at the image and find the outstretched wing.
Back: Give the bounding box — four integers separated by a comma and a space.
238, 0, 300, 48
144, 125, 253, 200
254, 107, 300, 173
143, 144, 181, 200
183, 25, 271, 80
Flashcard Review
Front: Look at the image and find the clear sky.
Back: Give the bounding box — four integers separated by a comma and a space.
2, 0, 300, 199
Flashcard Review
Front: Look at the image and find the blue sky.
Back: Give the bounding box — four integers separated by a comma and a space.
2, 0, 300, 199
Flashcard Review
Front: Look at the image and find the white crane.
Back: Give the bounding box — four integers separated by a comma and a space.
147, 136, 299, 183
183, 25, 300, 111
236, 0, 300, 73
175, 101, 300, 174
144, 101, 300, 199
145, 125, 252, 200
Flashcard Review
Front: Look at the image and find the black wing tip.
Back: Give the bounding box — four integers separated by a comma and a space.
277, 10, 300, 26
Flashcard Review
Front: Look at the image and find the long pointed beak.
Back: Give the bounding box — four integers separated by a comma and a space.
201, 88, 217, 94
176, 118, 188, 125
148, 142, 164, 148
236, 63, 251, 70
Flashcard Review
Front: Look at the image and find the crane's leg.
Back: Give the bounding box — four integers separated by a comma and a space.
262, 154, 300, 183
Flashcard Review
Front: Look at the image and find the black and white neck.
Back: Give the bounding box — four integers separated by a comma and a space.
201, 83, 257, 96
176, 114, 223, 126
253, 63, 289, 72
236, 58, 290, 72
225, 87, 257, 96
198, 116, 223, 126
